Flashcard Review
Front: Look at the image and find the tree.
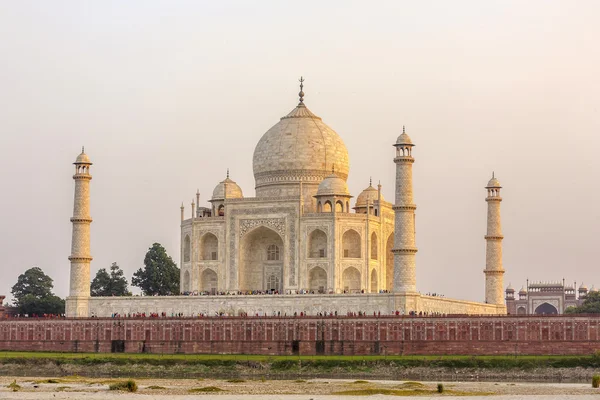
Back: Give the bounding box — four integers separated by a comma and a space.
91, 262, 131, 297
565, 291, 600, 314
11, 267, 65, 315
132, 243, 180, 296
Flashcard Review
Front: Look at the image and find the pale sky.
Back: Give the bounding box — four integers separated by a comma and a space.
1, 1, 599, 303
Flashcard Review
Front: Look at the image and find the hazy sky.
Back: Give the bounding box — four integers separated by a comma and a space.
1, 1, 599, 304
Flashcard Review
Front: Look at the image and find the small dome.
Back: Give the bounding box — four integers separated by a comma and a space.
355, 184, 384, 207
316, 173, 350, 197
519, 286, 527, 294
396, 132, 413, 145
74, 149, 91, 164
579, 283, 588, 291
506, 283, 514, 292
590, 285, 597, 292
486, 173, 501, 188
211, 176, 243, 200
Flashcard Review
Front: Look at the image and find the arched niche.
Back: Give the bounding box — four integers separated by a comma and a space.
308, 229, 327, 258
370, 232, 378, 260
535, 302, 558, 315
342, 229, 361, 258
183, 235, 191, 262
201, 233, 218, 260
183, 270, 190, 293
342, 267, 361, 293
201, 269, 218, 294
308, 266, 327, 293
370, 268, 378, 293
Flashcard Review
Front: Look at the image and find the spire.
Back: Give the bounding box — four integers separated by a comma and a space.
402, 125, 405, 134
81, 146, 85, 153
298, 76, 305, 104
492, 171, 495, 179
331, 164, 335, 174
226, 168, 230, 179
369, 176, 372, 186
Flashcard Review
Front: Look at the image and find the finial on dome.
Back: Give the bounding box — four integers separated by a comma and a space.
81, 146, 85, 153
298, 76, 305, 104
492, 171, 495, 179
402, 125, 405, 134
369, 176, 372, 186
227, 168, 230, 179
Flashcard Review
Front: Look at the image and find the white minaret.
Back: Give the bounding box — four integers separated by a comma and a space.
484, 173, 505, 305
392, 127, 417, 293
65, 148, 93, 317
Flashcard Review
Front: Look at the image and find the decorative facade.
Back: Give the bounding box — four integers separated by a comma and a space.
506, 281, 596, 315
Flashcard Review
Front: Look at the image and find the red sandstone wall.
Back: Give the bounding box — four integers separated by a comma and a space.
0, 315, 598, 356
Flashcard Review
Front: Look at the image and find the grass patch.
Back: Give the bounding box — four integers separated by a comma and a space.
334, 388, 425, 396
399, 381, 425, 389
294, 379, 306, 383
190, 386, 225, 392
34, 379, 61, 384
593, 374, 600, 388
108, 379, 138, 392
147, 385, 166, 390
56, 386, 70, 391
7, 380, 21, 392
226, 378, 246, 383
353, 380, 370, 384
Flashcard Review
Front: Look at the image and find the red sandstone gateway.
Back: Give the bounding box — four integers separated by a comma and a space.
0, 314, 599, 356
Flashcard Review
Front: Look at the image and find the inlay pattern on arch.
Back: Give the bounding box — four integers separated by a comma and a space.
239, 218, 286, 238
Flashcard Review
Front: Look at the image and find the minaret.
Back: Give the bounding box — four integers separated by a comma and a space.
65, 148, 93, 317
392, 127, 417, 293
484, 173, 505, 306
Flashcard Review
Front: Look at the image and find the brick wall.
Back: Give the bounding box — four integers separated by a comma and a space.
0, 315, 598, 356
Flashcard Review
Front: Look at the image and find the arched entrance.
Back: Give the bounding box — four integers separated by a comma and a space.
200, 233, 218, 260
517, 306, 526, 315
308, 267, 327, 293
201, 269, 218, 294
342, 267, 361, 293
239, 226, 284, 292
535, 302, 558, 315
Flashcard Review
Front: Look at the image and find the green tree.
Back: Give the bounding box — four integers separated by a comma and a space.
132, 243, 180, 296
565, 291, 600, 314
11, 267, 65, 315
91, 262, 131, 297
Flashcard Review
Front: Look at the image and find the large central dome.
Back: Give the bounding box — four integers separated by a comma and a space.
253, 99, 349, 198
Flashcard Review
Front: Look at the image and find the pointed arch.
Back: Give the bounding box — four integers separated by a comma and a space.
183, 270, 190, 293
239, 226, 284, 292
183, 235, 191, 262
323, 201, 332, 213
342, 229, 361, 258
308, 267, 327, 293
308, 229, 327, 258
534, 302, 558, 315
335, 200, 344, 213
201, 269, 218, 294
200, 233, 218, 260
370, 268, 378, 293
342, 267, 361, 293
370, 232, 378, 260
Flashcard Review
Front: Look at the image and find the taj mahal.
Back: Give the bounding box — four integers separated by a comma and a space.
65, 80, 507, 318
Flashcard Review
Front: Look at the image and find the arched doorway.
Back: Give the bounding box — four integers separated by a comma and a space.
370, 232, 378, 259
308, 267, 327, 293
517, 306, 526, 315
370, 268, 378, 293
535, 303, 558, 315
342, 267, 361, 293
385, 233, 394, 291
201, 269, 218, 294
239, 226, 284, 292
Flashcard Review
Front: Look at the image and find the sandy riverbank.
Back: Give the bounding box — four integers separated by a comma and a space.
1, 376, 600, 398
